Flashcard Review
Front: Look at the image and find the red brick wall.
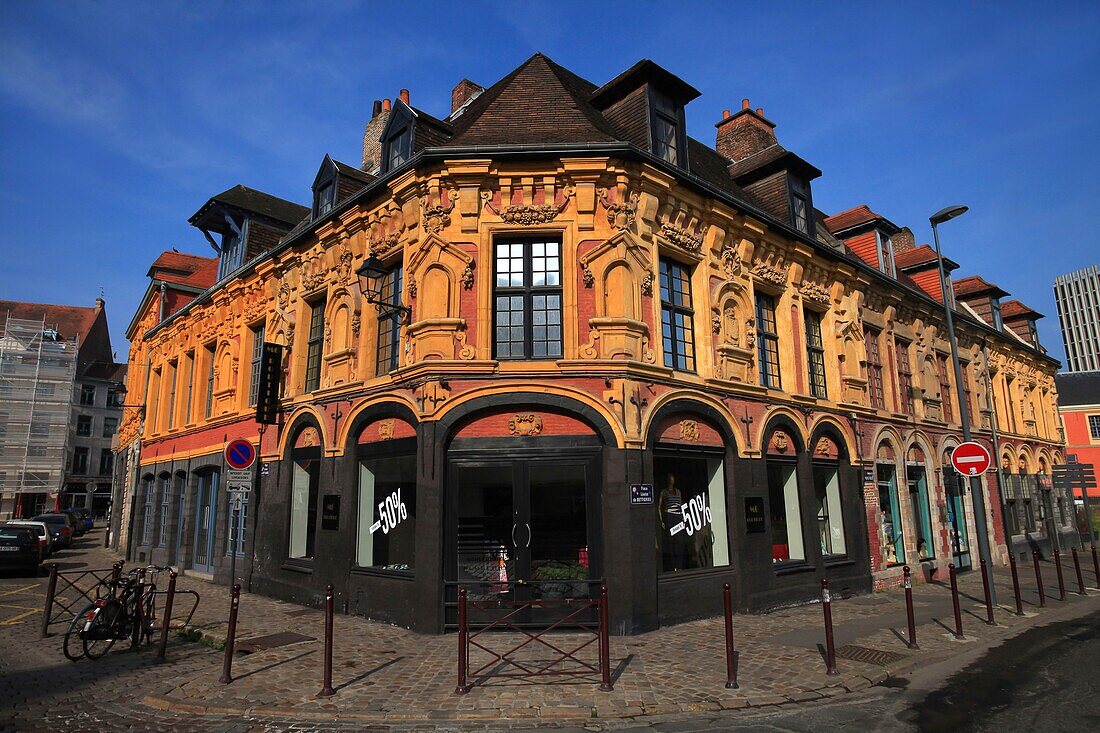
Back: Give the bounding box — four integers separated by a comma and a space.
358, 417, 417, 444
655, 414, 724, 447
453, 408, 596, 439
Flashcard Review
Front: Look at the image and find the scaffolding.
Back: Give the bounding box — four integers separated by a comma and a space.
0, 313, 78, 498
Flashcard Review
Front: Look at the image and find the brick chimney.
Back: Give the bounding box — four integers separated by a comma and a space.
715, 98, 778, 163
451, 79, 484, 115
892, 226, 916, 253
361, 98, 391, 173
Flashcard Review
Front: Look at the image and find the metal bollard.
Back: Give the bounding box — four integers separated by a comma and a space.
1033, 551, 1046, 608
822, 579, 839, 676
723, 582, 739, 688
903, 566, 918, 650
155, 570, 178, 661
949, 563, 964, 639
111, 561, 123, 586
40, 563, 58, 638
317, 584, 336, 697
1073, 547, 1086, 596
1010, 555, 1024, 616
454, 588, 469, 695
1092, 545, 1099, 590
980, 560, 995, 625
219, 584, 241, 684
598, 585, 613, 691
1054, 550, 1066, 601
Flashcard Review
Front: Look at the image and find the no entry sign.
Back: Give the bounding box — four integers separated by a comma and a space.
224, 438, 257, 470
951, 441, 991, 476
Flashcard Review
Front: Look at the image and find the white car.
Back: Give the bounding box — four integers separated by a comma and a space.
4, 521, 53, 559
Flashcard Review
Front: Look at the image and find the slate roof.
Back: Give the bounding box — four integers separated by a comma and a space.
1055, 371, 1100, 406
0, 300, 99, 345
333, 160, 375, 186
191, 185, 309, 227
79, 361, 127, 382
953, 275, 1009, 299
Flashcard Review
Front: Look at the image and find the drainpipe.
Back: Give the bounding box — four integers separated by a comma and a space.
158, 281, 167, 322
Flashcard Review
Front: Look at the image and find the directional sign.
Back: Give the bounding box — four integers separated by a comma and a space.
224, 439, 257, 470
951, 441, 991, 476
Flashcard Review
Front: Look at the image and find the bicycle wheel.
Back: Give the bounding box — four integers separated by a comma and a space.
82, 600, 121, 660
63, 603, 95, 661
141, 587, 158, 645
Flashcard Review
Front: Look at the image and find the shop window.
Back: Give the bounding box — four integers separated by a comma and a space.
814, 464, 846, 557
768, 462, 804, 564
907, 464, 935, 559
141, 477, 154, 545
755, 293, 781, 388
659, 258, 696, 372
305, 298, 326, 392
877, 463, 905, 565
288, 453, 319, 560
228, 493, 248, 557
76, 415, 92, 437
158, 475, 170, 547
493, 238, 562, 359
248, 324, 265, 406
654, 454, 728, 573
356, 446, 417, 571
1003, 472, 1021, 535
804, 309, 827, 399
376, 266, 403, 375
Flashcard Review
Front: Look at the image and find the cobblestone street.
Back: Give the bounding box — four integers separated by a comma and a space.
2, 533, 1098, 731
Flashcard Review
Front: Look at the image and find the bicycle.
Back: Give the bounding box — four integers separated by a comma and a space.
71, 565, 168, 660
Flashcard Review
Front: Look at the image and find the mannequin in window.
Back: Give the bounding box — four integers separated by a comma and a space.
658, 473, 685, 571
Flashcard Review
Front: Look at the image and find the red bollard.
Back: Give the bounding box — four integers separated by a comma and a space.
1010, 555, 1024, 616
949, 563, 964, 639
111, 561, 123, 586
1091, 545, 1099, 590
598, 585, 613, 691
1054, 550, 1066, 601
723, 582, 739, 688
155, 570, 178, 661
821, 579, 839, 676
1033, 551, 1046, 608
318, 584, 335, 697
455, 589, 469, 695
40, 563, 58, 639
980, 560, 995, 625
903, 566, 918, 650
1073, 548, 1086, 596
219, 584, 241, 684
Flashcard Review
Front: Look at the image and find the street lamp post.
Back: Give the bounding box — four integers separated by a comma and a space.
931, 205, 997, 606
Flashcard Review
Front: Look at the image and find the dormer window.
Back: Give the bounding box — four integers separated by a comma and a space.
386, 128, 412, 170
876, 230, 895, 277
315, 181, 335, 217
651, 90, 682, 165
788, 176, 812, 235
216, 216, 247, 280
990, 298, 1003, 330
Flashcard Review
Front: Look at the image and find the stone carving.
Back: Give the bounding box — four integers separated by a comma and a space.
378, 419, 395, 440
641, 271, 654, 297
800, 280, 830, 304
745, 318, 757, 350
771, 431, 790, 453
336, 241, 353, 280
420, 188, 457, 234
816, 437, 836, 456
350, 313, 361, 336
711, 311, 721, 334
508, 414, 543, 437
751, 261, 788, 287
721, 241, 742, 279
582, 263, 595, 288
407, 277, 417, 300
679, 419, 700, 442
724, 307, 739, 346
597, 187, 639, 231
462, 261, 475, 290
659, 221, 704, 252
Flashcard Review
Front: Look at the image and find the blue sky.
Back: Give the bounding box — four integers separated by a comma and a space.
1, 1, 1097, 364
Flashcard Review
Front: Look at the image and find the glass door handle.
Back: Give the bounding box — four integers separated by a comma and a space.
511, 523, 519, 549
523, 523, 531, 548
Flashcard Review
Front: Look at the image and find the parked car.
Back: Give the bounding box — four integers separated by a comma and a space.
59, 508, 88, 536
31, 514, 74, 550
63, 507, 93, 533
0, 526, 41, 575
3, 521, 52, 559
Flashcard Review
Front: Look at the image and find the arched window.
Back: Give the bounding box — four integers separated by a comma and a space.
289, 425, 322, 561
811, 434, 846, 558
906, 444, 935, 560
765, 424, 804, 564
355, 417, 417, 572
876, 440, 904, 565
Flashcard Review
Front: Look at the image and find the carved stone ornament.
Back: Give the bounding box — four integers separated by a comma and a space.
725, 307, 739, 346
597, 187, 639, 231
721, 241, 742, 279
508, 414, 543, 437
745, 318, 757, 350
711, 311, 722, 334
407, 277, 417, 299
421, 188, 457, 234
462, 261, 475, 290
337, 241, 354, 280
371, 232, 401, 257
659, 221, 704, 252
800, 280, 830, 304
641, 271, 654, 297
350, 313, 361, 336
582, 263, 595, 288
751, 261, 788, 287
815, 437, 836, 456
679, 419, 700, 442
771, 431, 790, 453
378, 419, 395, 441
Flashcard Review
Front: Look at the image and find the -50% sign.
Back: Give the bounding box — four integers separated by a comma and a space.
670, 495, 713, 536
369, 488, 408, 535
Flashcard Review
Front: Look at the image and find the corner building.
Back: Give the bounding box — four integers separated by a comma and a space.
120, 55, 1064, 633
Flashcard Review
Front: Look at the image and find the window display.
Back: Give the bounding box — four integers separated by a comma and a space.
356, 452, 416, 572
813, 465, 846, 557
768, 462, 805, 563
877, 463, 904, 565
655, 455, 728, 572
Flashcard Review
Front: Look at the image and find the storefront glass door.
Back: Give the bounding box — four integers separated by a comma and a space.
945, 470, 971, 569
192, 470, 218, 573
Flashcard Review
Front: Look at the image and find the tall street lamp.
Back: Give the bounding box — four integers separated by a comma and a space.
931, 205, 997, 605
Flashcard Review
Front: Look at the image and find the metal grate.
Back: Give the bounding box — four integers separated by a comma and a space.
834, 645, 909, 666
236, 631, 315, 654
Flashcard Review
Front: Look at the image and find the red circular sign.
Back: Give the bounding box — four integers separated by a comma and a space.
224, 439, 256, 470
951, 441, 991, 476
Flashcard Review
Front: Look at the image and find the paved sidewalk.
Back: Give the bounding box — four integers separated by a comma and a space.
7, 536, 1100, 729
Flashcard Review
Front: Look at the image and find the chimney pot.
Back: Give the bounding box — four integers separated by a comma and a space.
372, 99, 382, 118
756, 108, 764, 116
399, 88, 410, 105
722, 109, 731, 119
382, 98, 391, 112
742, 98, 750, 110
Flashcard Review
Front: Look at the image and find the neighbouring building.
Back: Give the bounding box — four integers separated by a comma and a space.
1055, 370, 1100, 539
0, 298, 124, 520
119, 55, 1065, 634
1054, 264, 1100, 373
